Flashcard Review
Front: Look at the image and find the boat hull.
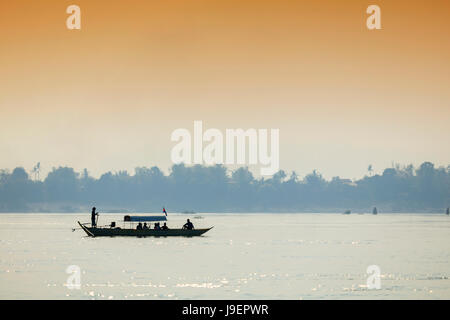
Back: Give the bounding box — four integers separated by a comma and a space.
78, 221, 212, 237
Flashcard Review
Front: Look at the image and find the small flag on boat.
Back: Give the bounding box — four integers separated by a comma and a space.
163, 207, 167, 216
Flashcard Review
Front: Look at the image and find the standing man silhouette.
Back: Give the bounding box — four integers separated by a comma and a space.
91, 207, 98, 227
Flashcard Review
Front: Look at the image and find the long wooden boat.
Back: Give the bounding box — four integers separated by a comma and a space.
78, 221, 212, 237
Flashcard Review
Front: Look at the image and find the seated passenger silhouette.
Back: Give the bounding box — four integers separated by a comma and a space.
161, 222, 169, 230
143, 223, 149, 230
154, 222, 161, 230
136, 222, 143, 230
182, 219, 194, 230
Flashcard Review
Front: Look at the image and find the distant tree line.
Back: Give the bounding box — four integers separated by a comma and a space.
0, 162, 448, 213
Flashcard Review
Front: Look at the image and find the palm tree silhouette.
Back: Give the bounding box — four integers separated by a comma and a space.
367, 164, 373, 176
31, 162, 41, 181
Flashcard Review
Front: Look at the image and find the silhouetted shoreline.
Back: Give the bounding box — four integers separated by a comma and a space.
0, 162, 448, 213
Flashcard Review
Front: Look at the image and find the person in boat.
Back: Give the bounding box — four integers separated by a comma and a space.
91, 207, 98, 227
161, 222, 169, 230
182, 219, 194, 230
154, 222, 161, 230
143, 223, 149, 230
136, 222, 143, 230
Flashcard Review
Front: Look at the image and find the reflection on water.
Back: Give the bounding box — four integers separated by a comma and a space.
0, 213, 449, 299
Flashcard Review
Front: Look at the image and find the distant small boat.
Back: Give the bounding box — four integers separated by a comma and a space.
104, 209, 130, 213
373, 207, 378, 215
182, 210, 196, 214
344, 210, 351, 214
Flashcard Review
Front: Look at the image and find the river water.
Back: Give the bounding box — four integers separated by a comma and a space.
0, 213, 449, 299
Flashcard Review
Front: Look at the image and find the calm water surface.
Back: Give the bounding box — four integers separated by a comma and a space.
0, 213, 449, 299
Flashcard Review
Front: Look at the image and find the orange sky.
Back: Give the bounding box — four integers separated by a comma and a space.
0, 0, 449, 178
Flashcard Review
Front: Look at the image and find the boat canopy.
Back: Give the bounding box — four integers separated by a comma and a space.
124, 215, 167, 222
